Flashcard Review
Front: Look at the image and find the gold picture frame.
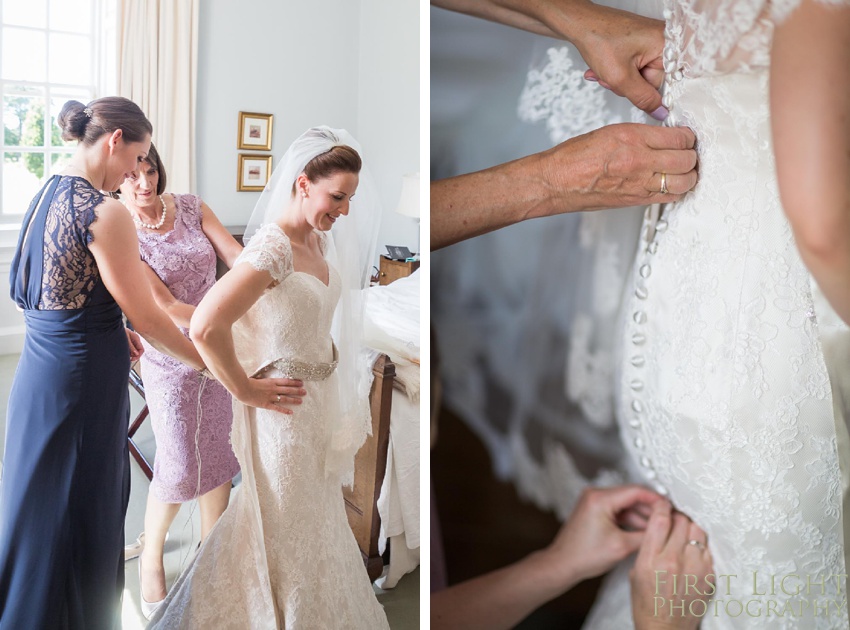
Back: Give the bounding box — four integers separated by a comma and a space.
237, 111, 274, 151
237, 154, 273, 192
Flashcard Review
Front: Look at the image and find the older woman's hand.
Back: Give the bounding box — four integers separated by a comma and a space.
431, 123, 698, 250
431, 0, 667, 119
630, 500, 714, 630
544, 123, 698, 211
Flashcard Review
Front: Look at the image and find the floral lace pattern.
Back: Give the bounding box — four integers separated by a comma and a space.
664, 0, 850, 79
149, 223, 388, 628
137, 194, 239, 503
583, 2, 850, 628
39, 176, 103, 310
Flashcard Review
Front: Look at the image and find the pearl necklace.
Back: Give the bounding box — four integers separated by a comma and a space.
132, 195, 167, 230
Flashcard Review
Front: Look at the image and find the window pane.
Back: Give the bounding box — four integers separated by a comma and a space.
49, 0, 91, 34
2, 27, 47, 82
2, 0, 47, 28
49, 33, 91, 86
3, 152, 43, 216
50, 152, 73, 174
3, 94, 47, 148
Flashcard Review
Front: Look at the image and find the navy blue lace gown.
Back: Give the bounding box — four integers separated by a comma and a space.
0, 175, 130, 629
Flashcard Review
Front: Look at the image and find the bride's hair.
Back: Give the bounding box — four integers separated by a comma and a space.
291, 145, 361, 196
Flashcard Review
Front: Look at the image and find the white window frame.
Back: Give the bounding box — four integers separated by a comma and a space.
0, 0, 111, 225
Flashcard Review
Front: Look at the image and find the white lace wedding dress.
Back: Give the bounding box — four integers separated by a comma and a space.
148, 224, 389, 629
583, 1, 850, 628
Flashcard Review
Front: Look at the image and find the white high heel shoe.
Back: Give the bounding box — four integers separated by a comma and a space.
124, 532, 145, 562
138, 551, 166, 620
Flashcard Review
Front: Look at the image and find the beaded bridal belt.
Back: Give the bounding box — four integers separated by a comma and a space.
250, 344, 339, 381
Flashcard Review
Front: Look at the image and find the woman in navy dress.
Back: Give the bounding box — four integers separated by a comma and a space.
0, 97, 298, 629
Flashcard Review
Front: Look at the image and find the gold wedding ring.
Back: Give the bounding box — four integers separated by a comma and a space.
660, 172, 669, 195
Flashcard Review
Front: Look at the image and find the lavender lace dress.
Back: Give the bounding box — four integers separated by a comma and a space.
136, 194, 239, 503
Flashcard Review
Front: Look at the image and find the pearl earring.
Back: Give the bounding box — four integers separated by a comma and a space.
301, 191, 307, 198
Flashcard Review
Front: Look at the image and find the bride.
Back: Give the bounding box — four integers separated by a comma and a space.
576, 1, 850, 628
147, 127, 389, 629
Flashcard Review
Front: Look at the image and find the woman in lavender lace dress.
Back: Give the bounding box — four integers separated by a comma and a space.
117, 144, 250, 617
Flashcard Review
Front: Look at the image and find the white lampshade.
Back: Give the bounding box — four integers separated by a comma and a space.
395, 173, 420, 219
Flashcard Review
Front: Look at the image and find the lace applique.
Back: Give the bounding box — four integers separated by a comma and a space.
39, 176, 104, 310
236, 224, 293, 284
664, 0, 850, 79
519, 47, 654, 143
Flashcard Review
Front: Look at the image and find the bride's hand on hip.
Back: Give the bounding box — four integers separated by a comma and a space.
630, 500, 713, 630
237, 376, 306, 414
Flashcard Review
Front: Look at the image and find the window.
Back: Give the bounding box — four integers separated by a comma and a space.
0, 0, 107, 222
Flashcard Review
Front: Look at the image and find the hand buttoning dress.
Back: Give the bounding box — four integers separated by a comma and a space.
148, 224, 389, 629
583, 2, 850, 628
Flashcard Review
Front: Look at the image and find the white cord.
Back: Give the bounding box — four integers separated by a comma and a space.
178, 372, 208, 571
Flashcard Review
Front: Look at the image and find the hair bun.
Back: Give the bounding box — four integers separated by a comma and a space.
57, 100, 89, 142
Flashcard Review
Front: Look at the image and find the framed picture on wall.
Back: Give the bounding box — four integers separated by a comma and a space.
237, 154, 273, 192
237, 111, 274, 151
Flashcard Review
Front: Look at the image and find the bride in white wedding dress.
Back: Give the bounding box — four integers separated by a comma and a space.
580, 1, 850, 628
147, 127, 389, 629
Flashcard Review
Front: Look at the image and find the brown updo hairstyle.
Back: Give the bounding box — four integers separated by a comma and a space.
292, 145, 362, 196
57, 97, 152, 147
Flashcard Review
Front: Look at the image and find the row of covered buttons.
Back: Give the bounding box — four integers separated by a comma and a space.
628, 200, 670, 497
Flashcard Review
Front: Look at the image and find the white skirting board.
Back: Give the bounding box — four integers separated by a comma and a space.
0, 325, 25, 356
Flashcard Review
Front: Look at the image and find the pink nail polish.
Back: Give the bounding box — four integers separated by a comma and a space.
585, 76, 598, 83
650, 106, 669, 121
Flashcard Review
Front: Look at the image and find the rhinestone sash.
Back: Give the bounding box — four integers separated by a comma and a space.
250, 344, 339, 381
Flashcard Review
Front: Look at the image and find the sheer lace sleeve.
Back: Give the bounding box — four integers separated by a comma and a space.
236, 224, 293, 284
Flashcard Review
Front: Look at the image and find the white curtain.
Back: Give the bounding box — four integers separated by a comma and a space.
116, 0, 199, 192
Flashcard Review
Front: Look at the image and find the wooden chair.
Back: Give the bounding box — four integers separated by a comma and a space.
127, 362, 153, 480
343, 354, 395, 581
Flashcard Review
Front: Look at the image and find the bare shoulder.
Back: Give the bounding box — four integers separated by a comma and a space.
88, 197, 136, 242
93, 196, 130, 221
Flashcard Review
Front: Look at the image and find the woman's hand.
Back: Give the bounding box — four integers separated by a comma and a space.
631, 500, 714, 630
567, 5, 667, 119
541, 485, 664, 588
126, 327, 144, 361
431, 0, 667, 119
235, 376, 307, 414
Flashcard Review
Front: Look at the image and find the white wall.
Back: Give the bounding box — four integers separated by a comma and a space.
197, 0, 421, 258
196, 0, 361, 227
357, 0, 420, 255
